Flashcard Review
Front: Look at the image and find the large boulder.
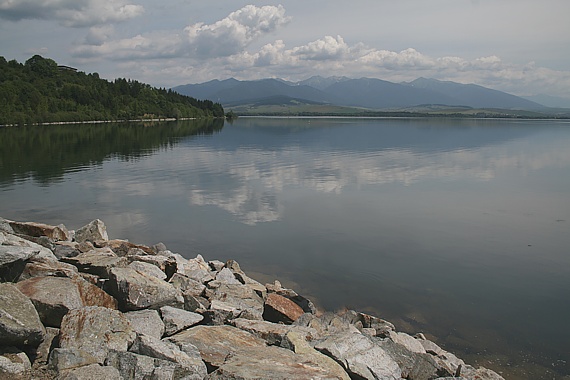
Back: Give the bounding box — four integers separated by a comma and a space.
74, 219, 108, 243
167, 325, 266, 368
17, 258, 80, 281
263, 292, 304, 324
159, 306, 203, 336
1, 232, 58, 261
128, 261, 167, 280
207, 345, 349, 379
314, 332, 402, 380
124, 309, 165, 339
129, 334, 207, 378
58, 306, 136, 364
62, 249, 127, 278
15, 276, 117, 327
8, 220, 71, 242
106, 350, 202, 380
0, 283, 45, 347
106, 267, 182, 311
207, 283, 265, 322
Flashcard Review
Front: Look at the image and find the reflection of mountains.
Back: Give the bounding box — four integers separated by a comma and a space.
0, 119, 224, 185
208, 117, 544, 153
183, 120, 570, 224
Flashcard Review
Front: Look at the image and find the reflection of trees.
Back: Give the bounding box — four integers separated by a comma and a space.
0, 119, 224, 185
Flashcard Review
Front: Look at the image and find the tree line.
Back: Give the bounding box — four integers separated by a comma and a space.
0, 55, 224, 126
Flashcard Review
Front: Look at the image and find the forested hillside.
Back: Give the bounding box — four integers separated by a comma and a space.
0, 55, 224, 125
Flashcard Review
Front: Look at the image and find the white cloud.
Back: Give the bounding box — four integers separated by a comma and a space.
0, 0, 144, 27
291, 35, 349, 61
183, 4, 290, 58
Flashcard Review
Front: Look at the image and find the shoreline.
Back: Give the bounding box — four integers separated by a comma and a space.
0, 216, 504, 379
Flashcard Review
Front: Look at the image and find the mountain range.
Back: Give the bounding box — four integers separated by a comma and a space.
172, 76, 550, 111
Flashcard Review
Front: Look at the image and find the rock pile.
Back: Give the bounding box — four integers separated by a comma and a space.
0, 217, 504, 379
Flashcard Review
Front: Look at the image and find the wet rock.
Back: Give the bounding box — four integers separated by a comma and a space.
58, 306, 136, 364
160, 306, 204, 336
128, 260, 167, 280
0, 283, 45, 347
129, 333, 207, 378
0, 346, 32, 380
124, 309, 165, 339
15, 276, 117, 327
167, 325, 266, 368
106, 267, 182, 311
74, 219, 108, 243
314, 332, 402, 380
8, 220, 71, 242
62, 249, 127, 278
263, 292, 305, 324
58, 363, 122, 380
266, 280, 316, 314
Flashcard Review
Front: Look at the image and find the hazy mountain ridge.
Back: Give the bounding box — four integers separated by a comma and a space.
172, 76, 551, 112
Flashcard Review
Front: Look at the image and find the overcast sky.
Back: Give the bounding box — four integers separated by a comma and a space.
1, 0, 569, 99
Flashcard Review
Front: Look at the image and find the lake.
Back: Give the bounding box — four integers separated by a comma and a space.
1, 117, 569, 379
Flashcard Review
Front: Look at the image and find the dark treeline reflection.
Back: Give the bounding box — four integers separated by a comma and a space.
0, 119, 224, 185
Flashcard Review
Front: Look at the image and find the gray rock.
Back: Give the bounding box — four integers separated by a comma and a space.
375, 337, 443, 380
18, 257, 80, 281
1, 232, 58, 261
59, 306, 136, 364
33, 327, 60, 365
0, 346, 32, 380
286, 331, 350, 380
0, 218, 15, 234
125, 309, 165, 340
53, 242, 81, 259
8, 220, 71, 242
58, 363, 123, 380
0, 245, 42, 267
208, 283, 264, 321
15, 276, 118, 327
0, 283, 45, 347
314, 332, 402, 380
389, 331, 427, 354
214, 267, 241, 285
419, 339, 445, 356
106, 267, 182, 311
129, 260, 167, 280
169, 273, 206, 297
459, 364, 505, 380
62, 249, 127, 278
129, 333, 207, 378
230, 318, 317, 347
160, 306, 204, 336
207, 345, 348, 380
167, 325, 266, 368
49, 348, 100, 372
183, 294, 209, 313
74, 219, 108, 243
208, 260, 225, 272
106, 350, 190, 380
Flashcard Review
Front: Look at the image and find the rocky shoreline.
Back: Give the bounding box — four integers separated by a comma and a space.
0, 217, 504, 379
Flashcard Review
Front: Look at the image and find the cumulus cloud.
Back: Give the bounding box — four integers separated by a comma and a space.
183, 4, 290, 58
0, 0, 144, 27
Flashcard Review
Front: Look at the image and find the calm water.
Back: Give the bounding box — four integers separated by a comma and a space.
1, 117, 569, 378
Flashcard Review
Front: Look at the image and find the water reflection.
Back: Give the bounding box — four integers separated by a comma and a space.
0, 119, 224, 186
177, 119, 570, 225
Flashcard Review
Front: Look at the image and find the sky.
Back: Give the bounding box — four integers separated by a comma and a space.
1, 0, 569, 99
